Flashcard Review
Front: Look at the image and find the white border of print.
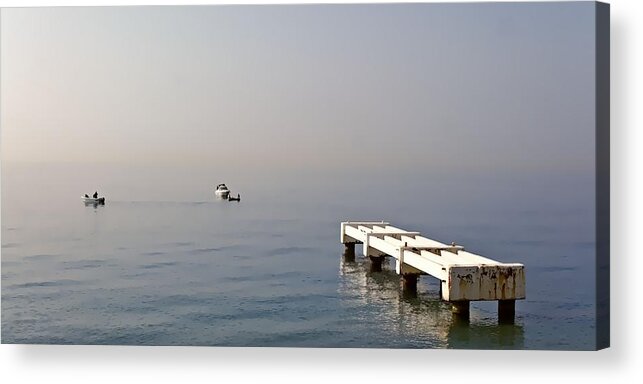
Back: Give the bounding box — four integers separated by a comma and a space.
1, 1, 641, 383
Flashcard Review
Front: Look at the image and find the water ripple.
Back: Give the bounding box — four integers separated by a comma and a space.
24, 254, 59, 261
62, 260, 108, 270
140, 261, 181, 269
187, 246, 237, 254
265, 246, 313, 256
8, 279, 84, 289
141, 251, 166, 256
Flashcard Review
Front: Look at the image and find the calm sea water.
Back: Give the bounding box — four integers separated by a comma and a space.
1, 164, 596, 349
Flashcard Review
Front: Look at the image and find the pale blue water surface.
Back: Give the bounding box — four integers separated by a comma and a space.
1, 164, 596, 349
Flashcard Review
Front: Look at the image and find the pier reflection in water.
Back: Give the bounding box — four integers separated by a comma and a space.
338, 254, 524, 349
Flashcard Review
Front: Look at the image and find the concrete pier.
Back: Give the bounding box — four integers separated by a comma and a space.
340, 221, 526, 323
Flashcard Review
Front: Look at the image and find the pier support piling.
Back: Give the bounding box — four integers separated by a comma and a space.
498, 299, 516, 324
343, 243, 356, 262
368, 256, 384, 272
401, 274, 419, 296
451, 301, 470, 321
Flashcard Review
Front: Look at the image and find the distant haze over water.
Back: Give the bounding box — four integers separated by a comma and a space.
2, 3, 594, 173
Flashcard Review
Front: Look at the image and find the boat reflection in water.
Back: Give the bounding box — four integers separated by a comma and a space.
338, 255, 524, 349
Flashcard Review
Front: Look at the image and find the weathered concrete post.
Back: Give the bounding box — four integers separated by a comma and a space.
368, 256, 384, 272
343, 243, 356, 262
401, 273, 419, 296
451, 301, 470, 320
498, 299, 516, 324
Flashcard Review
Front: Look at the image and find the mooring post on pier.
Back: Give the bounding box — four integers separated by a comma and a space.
451, 301, 470, 320
401, 273, 419, 296
498, 299, 516, 324
368, 256, 384, 272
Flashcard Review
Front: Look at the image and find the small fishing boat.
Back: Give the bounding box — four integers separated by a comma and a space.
82, 196, 105, 204
228, 194, 240, 202
215, 183, 230, 199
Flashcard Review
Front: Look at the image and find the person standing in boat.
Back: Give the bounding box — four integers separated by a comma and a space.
93, 191, 98, 198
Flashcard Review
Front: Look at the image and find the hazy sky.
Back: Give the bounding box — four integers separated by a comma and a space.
1, 3, 595, 173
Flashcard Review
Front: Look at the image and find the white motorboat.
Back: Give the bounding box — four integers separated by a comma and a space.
215, 183, 230, 199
